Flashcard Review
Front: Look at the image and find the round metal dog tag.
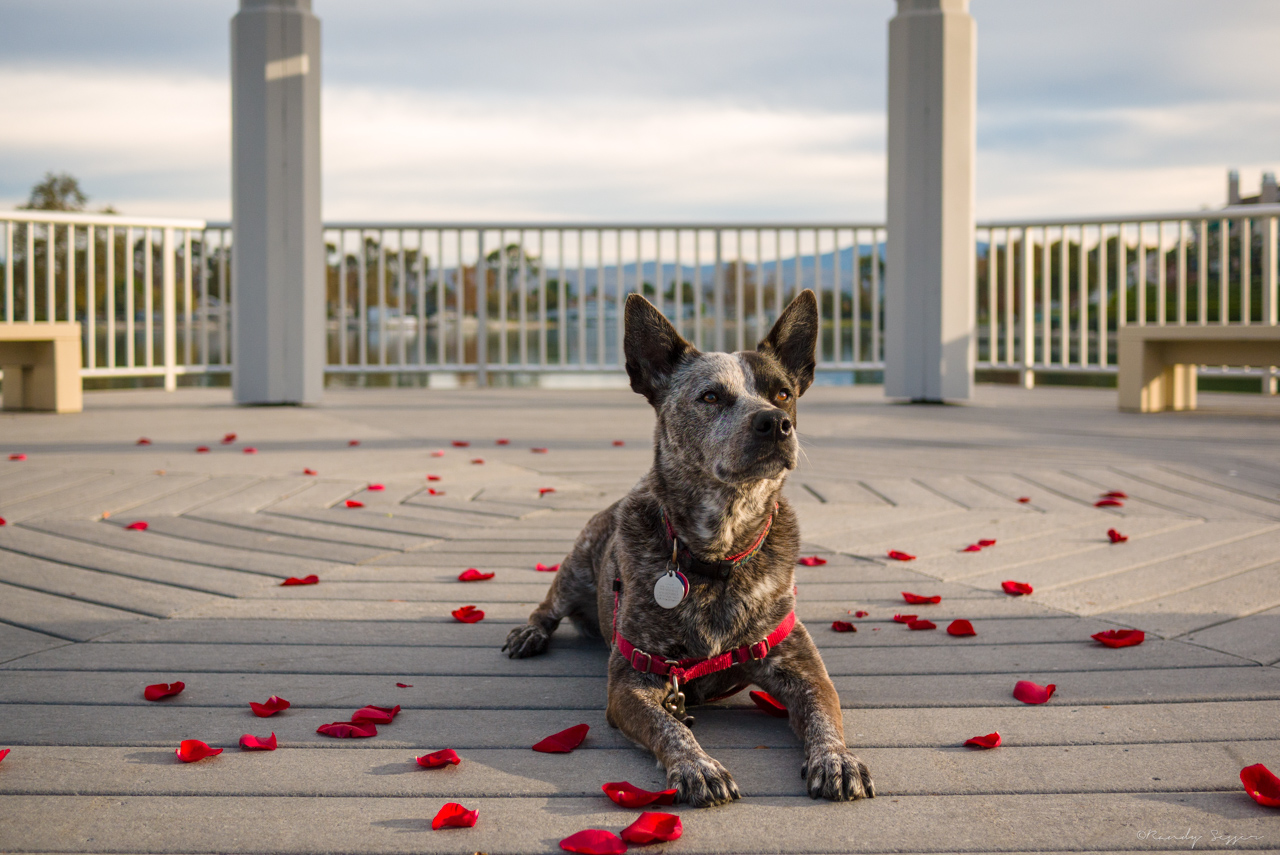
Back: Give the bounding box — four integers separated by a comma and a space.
653, 569, 688, 609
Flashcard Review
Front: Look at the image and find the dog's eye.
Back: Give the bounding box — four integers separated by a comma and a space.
701, 391, 718, 404
776, 390, 791, 403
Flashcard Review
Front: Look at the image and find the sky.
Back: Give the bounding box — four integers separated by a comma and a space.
0, 0, 1277, 222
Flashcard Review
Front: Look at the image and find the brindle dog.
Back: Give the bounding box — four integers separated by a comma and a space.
504, 289, 875, 807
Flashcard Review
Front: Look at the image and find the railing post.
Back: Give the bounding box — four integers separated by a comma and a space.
162, 227, 177, 391
1020, 227, 1035, 388
476, 229, 487, 386
713, 229, 724, 352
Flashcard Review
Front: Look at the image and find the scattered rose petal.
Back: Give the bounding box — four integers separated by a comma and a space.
352, 704, 401, 724
947, 619, 977, 637
243, 447, 257, 454
1107, 528, 1129, 544
281, 575, 319, 586
532, 447, 549, 453
367, 484, 385, 491
749, 690, 789, 718
348, 439, 360, 446
136, 437, 152, 446
470, 458, 485, 465
496, 438, 510, 445
431, 802, 478, 830
1241, 763, 1280, 808
144, 682, 185, 701
892, 614, 917, 623
602, 781, 678, 808
195, 446, 210, 453
427, 488, 445, 495
452, 605, 484, 623
962, 544, 983, 552
621, 812, 683, 845
1017, 496, 1031, 503
458, 568, 495, 582
0, 749, 8, 763
907, 619, 937, 630
426, 475, 441, 482
536, 562, 560, 572
125, 521, 149, 531
175, 739, 222, 762
560, 829, 626, 855
887, 550, 916, 561
1001, 580, 1033, 596
8, 453, 27, 461
417, 748, 461, 768
964, 732, 1001, 749
1094, 498, 1124, 508
431, 450, 445, 457
798, 555, 828, 566
612, 440, 625, 446
344, 499, 364, 508
1102, 490, 1128, 499
452, 441, 470, 447
540, 488, 556, 496
831, 620, 856, 633
239, 732, 277, 751
532, 723, 589, 753
396, 682, 413, 688
249, 695, 291, 717
1092, 629, 1145, 648
302, 468, 317, 475
222, 433, 237, 443
902, 592, 940, 604
1013, 680, 1056, 704
977, 539, 997, 547
316, 721, 377, 738
0, 517, 6, 526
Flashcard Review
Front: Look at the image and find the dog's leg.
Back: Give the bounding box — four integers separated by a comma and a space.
606, 657, 741, 807
502, 558, 581, 658
755, 629, 875, 801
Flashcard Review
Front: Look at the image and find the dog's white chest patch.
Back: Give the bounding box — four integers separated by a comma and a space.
653, 569, 689, 609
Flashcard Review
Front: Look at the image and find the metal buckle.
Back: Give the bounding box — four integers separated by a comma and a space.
749, 639, 770, 660
630, 648, 653, 673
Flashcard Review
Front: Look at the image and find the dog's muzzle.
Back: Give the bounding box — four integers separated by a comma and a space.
751, 408, 792, 441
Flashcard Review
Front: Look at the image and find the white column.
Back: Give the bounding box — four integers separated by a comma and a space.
884, 0, 976, 402
231, 0, 323, 404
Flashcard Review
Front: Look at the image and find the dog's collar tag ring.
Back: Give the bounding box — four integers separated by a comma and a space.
653, 567, 689, 609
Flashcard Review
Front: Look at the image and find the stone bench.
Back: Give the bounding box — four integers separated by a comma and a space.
0, 322, 84, 413
1117, 324, 1280, 412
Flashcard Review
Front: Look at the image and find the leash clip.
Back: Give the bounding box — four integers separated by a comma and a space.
662, 671, 694, 727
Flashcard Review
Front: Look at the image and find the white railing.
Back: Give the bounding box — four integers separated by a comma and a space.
206, 221, 888, 381
0, 210, 226, 390
976, 205, 1280, 384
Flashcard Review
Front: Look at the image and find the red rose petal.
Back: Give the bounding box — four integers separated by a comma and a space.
531, 447, 549, 453
249, 695, 291, 717
749, 690, 789, 717
451, 605, 485, 623
431, 802, 478, 830
351, 704, 401, 724
348, 439, 360, 446
281, 575, 319, 586
535, 562, 560, 572
560, 829, 626, 855
798, 555, 828, 566
947, 619, 977, 636
902, 592, 940, 604
964, 732, 1001, 749
195, 446, 210, 453
621, 811, 683, 845
316, 721, 377, 738
540, 488, 556, 496
887, 550, 916, 561
1107, 528, 1129, 544
426, 474, 441, 481
1092, 629, 1145, 648
470, 458, 485, 464
452, 441, 470, 447
1017, 496, 1031, 503
532, 723, 589, 753
417, 748, 461, 768
125, 521, 149, 531
243, 447, 257, 454
427, 488, 445, 495
430, 450, 445, 457
977, 539, 997, 547
144, 681, 185, 701
1001, 580, 1033, 596
853, 610, 869, 618
136, 437, 152, 445
239, 732, 277, 751
458, 568, 495, 582
0, 517, 6, 526
1102, 490, 1128, 499
8, 453, 27, 461
962, 544, 983, 552
601, 780, 678, 808
222, 433, 237, 443
0, 748, 8, 763
496, 438, 510, 445
396, 682, 412, 688
303, 468, 317, 475
175, 739, 222, 762
1013, 680, 1056, 704
1241, 763, 1280, 808
831, 620, 856, 633
907, 619, 936, 630
1094, 498, 1124, 507
367, 483, 385, 491
612, 440, 625, 446
892, 614, 917, 623
344, 499, 364, 508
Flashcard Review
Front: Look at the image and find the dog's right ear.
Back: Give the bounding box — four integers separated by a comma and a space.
624, 294, 696, 406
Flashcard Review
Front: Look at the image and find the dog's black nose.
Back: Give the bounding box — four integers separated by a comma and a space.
752, 408, 792, 440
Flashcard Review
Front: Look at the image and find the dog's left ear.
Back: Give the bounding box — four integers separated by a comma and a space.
624, 294, 697, 406
758, 289, 818, 396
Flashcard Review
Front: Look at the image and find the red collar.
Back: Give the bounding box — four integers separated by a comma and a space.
614, 610, 795, 683
661, 502, 777, 580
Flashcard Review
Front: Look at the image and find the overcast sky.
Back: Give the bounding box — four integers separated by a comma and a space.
1, 0, 1276, 221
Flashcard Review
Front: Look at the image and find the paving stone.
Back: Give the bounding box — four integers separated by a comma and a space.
0, 551, 223, 618
0, 582, 153, 641
1180, 606, 1280, 665
0, 623, 73, 664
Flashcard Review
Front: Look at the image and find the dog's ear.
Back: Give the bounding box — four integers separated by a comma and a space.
624, 294, 696, 406
758, 289, 818, 396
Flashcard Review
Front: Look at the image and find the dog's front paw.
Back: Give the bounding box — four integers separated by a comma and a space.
502, 624, 549, 658
802, 748, 875, 801
666, 754, 741, 808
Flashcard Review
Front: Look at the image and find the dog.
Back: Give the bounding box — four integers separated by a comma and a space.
504, 289, 874, 807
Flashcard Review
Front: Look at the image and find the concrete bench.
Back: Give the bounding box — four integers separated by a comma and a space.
0, 322, 84, 413
1117, 324, 1280, 412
